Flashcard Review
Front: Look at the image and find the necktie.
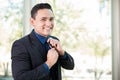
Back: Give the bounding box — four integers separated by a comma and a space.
45, 42, 51, 51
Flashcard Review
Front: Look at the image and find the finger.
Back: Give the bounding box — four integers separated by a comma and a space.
47, 38, 53, 43
48, 39, 55, 47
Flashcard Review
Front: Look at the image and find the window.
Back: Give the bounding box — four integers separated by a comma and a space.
0, 0, 23, 79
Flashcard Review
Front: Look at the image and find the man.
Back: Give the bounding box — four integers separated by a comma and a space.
11, 3, 74, 80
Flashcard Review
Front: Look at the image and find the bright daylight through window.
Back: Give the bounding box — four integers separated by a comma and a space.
0, 0, 23, 79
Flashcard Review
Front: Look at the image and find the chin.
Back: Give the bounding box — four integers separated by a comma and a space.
44, 33, 50, 37
45, 32, 51, 35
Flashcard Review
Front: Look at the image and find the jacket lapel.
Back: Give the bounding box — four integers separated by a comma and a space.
29, 31, 47, 61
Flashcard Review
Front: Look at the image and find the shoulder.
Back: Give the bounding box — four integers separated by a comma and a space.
12, 34, 31, 49
14, 35, 29, 43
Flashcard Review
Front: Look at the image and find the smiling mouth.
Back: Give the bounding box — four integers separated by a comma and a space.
45, 28, 52, 32
43, 26, 53, 29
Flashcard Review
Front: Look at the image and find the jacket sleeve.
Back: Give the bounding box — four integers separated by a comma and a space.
11, 40, 49, 80
50, 36, 75, 70
59, 51, 74, 70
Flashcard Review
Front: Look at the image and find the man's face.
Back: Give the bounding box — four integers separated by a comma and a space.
30, 9, 54, 37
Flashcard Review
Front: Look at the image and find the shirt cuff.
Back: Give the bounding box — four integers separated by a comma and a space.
43, 63, 50, 73
60, 51, 67, 59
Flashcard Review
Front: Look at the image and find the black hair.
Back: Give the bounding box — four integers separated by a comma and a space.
31, 3, 53, 19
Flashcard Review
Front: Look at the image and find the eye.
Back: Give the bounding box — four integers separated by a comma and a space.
41, 18, 46, 21
50, 17, 54, 21
40, 17, 47, 21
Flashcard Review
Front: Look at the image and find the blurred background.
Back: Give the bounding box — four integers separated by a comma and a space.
0, 0, 119, 80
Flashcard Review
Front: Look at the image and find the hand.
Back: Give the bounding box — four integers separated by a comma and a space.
45, 48, 58, 69
47, 38, 65, 56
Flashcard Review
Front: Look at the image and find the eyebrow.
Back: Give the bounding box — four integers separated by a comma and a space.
42, 16, 54, 18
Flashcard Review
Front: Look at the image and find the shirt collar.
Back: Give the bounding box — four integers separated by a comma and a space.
33, 30, 49, 44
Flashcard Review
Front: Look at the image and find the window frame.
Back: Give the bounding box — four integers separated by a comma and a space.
111, 0, 120, 80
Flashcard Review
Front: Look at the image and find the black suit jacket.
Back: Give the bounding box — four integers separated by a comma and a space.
11, 31, 74, 80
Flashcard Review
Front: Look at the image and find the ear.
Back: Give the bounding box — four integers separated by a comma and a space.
30, 18, 35, 26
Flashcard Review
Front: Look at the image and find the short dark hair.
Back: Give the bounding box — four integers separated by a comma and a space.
31, 3, 53, 19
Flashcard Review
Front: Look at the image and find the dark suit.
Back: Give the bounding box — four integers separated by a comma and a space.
11, 31, 74, 80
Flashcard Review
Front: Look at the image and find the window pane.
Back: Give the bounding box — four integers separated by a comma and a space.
0, 0, 23, 79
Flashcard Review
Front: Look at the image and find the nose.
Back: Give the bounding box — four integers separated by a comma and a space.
46, 20, 52, 27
